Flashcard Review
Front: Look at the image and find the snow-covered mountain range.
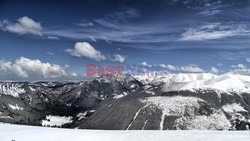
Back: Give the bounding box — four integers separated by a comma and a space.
0, 73, 250, 130
135, 72, 250, 94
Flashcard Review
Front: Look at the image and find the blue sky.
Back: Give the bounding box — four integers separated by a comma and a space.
0, 0, 250, 80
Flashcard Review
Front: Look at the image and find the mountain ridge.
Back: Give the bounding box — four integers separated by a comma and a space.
0, 73, 250, 130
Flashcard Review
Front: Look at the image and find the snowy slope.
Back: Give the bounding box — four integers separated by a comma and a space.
0, 124, 250, 141
141, 96, 231, 130
141, 96, 206, 117
0, 82, 25, 97
134, 73, 250, 94
41, 115, 73, 127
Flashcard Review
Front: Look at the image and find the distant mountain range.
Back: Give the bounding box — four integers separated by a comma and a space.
0, 73, 250, 130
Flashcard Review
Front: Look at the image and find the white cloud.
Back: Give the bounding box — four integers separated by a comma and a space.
140, 61, 152, 67
159, 64, 167, 68
246, 58, 250, 63
210, 67, 219, 74
90, 37, 97, 42
113, 54, 125, 63
0, 16, 42, 36
65, 42, 106, 61
200, 10, 221, 16
140, 61, 148, 66
0, 57, 66, 79
0, 60, 12, 73
71, 73, 77, 77
179, 23, 246, 41
217, 63, 223, 67
231, 64, 247, 69
180, 65, 204, 73
167, 65, 179, 71
48, 36, 60, 40
140, 63, 205, 73
94, 9, 140, 29
230, 68, 250, 75
159, 64, 179, 71
79, 22, 93, 27
46, 52, 54, 56
230, 64, 250, 75
65, 64, 70, 68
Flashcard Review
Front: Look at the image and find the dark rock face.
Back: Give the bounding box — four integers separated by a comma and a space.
0, 82, 74, 125
79, 98, 145, 130
51, 75, 142, 111
0, 75, 250, 130
78, 93, 227, 130
76, 82, 250, 130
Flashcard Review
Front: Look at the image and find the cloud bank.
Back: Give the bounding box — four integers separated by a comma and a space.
0, 57, 66, 79
180, 65, 205, 73
137, 62, 205, 73
0, 16, 42, 36
231, 64, 247, 69
179, 23, 247, 41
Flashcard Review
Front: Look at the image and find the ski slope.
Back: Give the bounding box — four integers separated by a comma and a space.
0, 124, 250, 141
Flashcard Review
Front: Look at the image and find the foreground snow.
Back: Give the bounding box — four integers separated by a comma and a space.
0, 124, 250, 141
